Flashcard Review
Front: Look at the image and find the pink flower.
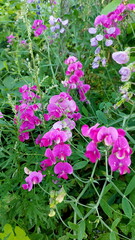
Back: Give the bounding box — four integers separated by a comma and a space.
6, 35, 15, 43
97, 126, 118, 146
22, 171, 43, 191
32, 20, 47, 37
112, 136, 132, 159
64, 56, 77, 65
54, 162, 73, 179
112, 51, 130, 64
40, 148, 56, 171
0, 112, 3, 118
81, 123, 100, 142
108, 154, 131, 175
53, 143, 72, 160
20, 40, 27, 45
85, 141, 101, 163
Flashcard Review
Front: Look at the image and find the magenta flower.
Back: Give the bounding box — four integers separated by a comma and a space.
20, 40, 27, 45
54, 162, 73, 179
0, 112, 3, 118
81, 123, 100, 143
40, 148, 56, 171
108, 154, 131, 175
97, 126, 118, 146
6, 35, 15, 43
85, 141, 101, 163
112, 51, 129, 64
22, 171, 43, 191
53, 143, 72, 160
112, 136, 132, 159
32, 20, 47, 37
64, 56, 78, 65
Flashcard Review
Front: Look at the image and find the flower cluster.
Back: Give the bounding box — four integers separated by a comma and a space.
43, 91, 81, 121
35, 91, 81, 180
62, 56, 91, 102
14, 85, 41, 142
81, 124, 132, 175
32, 19, 47, 37
88, 3, 135, 68
6, 35, 15, 44
49, 16, 68, 39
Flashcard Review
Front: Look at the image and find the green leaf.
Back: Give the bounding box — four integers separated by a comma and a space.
70, 203, 83, 219
73, 161, 88, 170
14, 226, 30, 240
100, 199, 112, 218
66, 233, 77, 239
68, 222, 78, 231
0, 61, 5, 71
110, 231, 116, 240
111, 218, 120, 230
124, 176, 135, 196
82, 106, 88, 117
78, 221, 85, 240
103, 183, 112, 195
101, 0, 121, 15
96, 110, 108, 124
3, 77, 15, 89
122, 198, 132, 219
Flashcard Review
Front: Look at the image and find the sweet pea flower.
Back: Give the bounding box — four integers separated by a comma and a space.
85, 141, 101, 163
22, 171, 43, 191
54, 162, 73, 179
53, 143, 72, 160
97, 126, 118, 146
119, 67, 131, 82
112, 51, 130, 64
0, 112, 3, 118
108, 154, 131, 175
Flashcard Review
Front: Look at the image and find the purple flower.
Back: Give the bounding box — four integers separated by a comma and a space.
112, 51, 129, 64
90, 37, 98, 47
105, 39, 113, 46
88, 27, 97, 34
101, 58, 107, 67
106, 27, 116, 34
27, 0, 35, 3
96, 34, 104, 41
119, 67, 131, 82
95, 47, 101, 55
54, 162, 73, 179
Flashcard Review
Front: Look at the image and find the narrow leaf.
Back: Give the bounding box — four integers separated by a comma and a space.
70, 203, 83, 219
100, 199, 112, 218
110, 231, 116, 240
122, 198, 132, 219
124, 175, 135, 196
73, 161, 88, 170
78, 221, 85, 240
